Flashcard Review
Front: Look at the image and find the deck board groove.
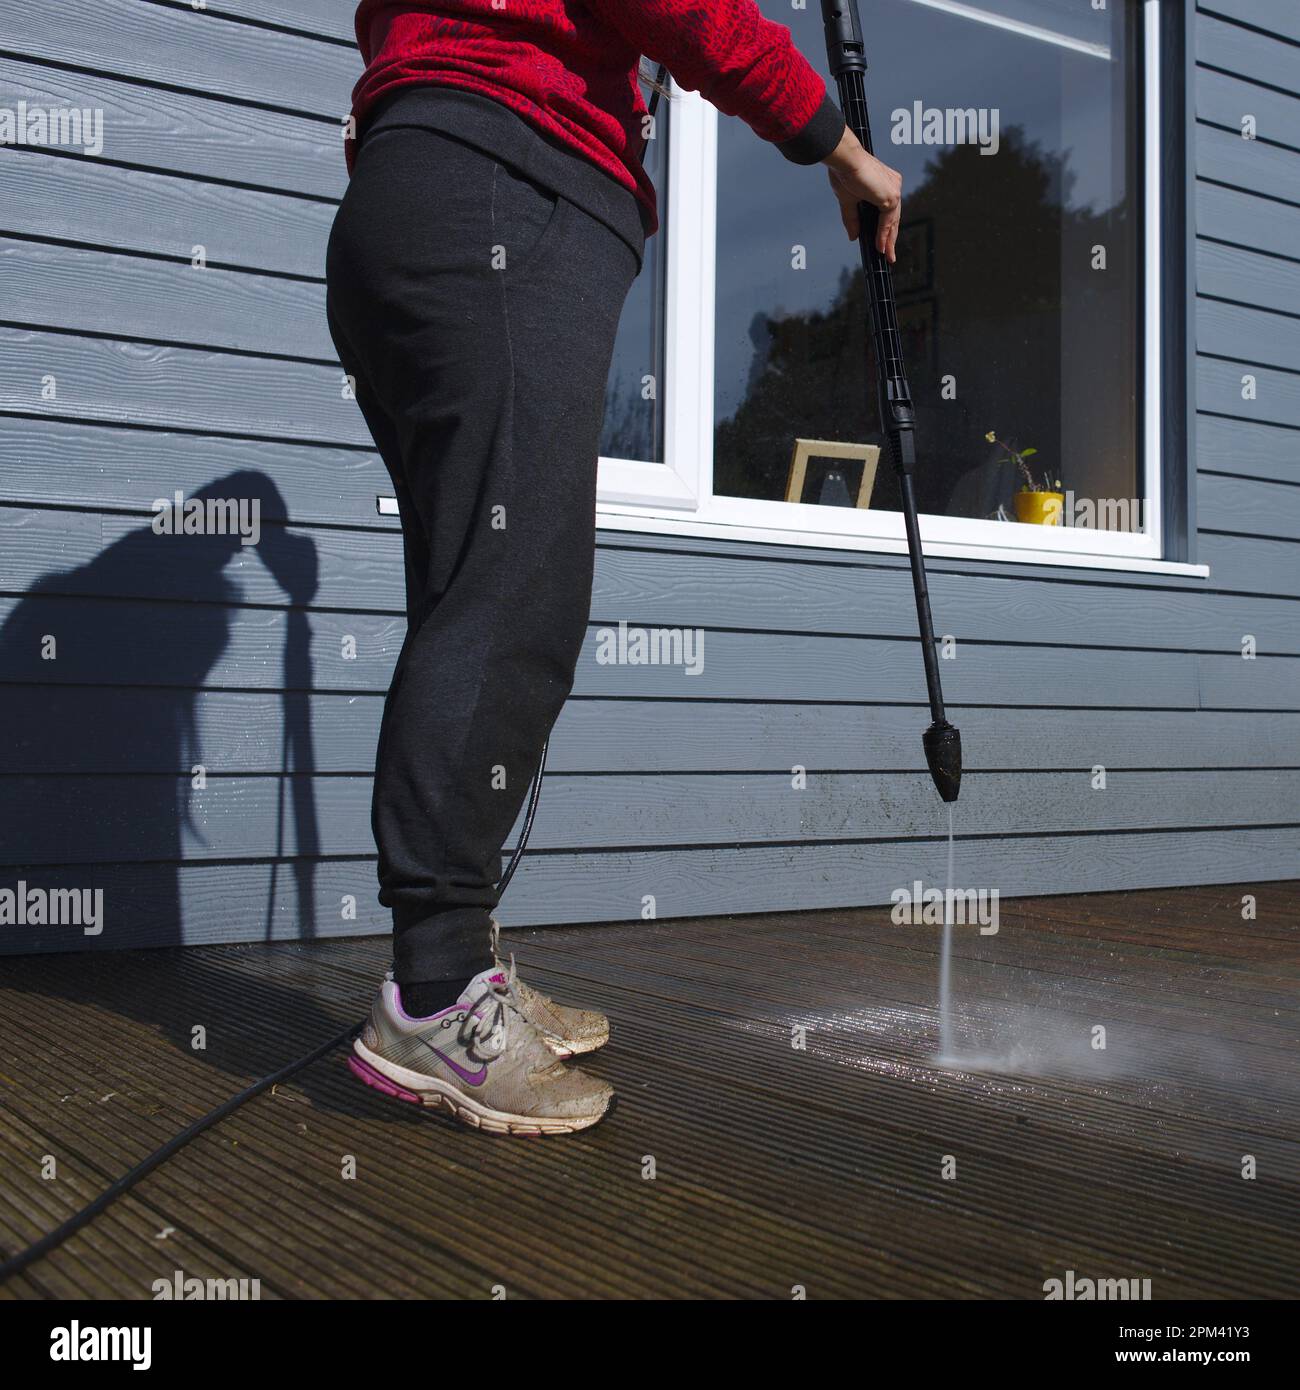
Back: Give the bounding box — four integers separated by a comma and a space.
0, 882, 1296, 1299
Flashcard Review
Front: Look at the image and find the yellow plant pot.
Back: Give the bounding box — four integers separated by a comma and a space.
1014, 490, 1064, 526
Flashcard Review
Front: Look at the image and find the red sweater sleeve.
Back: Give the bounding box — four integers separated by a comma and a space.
585, 0, 845, 163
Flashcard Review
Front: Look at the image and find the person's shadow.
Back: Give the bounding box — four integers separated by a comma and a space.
0, 471, 376, 1096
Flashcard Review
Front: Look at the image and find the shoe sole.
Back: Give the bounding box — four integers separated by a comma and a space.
348, 1040, 609, 1137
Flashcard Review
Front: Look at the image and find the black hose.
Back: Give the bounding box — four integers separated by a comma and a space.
497, 736, 549, 896
0, 740, 551, 1284
641, 63, 669, 157
0, 61, 671, 1287
0, 1021, 358, 1284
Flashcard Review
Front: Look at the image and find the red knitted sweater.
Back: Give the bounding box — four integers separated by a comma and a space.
348, 1, 844, 232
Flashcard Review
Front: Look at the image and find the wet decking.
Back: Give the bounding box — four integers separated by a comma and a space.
1, 882, 1297, 1299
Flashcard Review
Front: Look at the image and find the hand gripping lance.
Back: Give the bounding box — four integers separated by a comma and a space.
820, 0, 962, 802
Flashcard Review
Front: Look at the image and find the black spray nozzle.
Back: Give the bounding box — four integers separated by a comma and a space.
923, 720, 962, 803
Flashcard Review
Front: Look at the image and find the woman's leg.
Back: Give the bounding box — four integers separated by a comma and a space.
325, 123, 638, 1004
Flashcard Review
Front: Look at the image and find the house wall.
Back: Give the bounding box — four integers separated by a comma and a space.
0, 0, 1295, 953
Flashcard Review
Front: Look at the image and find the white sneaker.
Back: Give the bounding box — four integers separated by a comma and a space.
349, 964, 613, 1136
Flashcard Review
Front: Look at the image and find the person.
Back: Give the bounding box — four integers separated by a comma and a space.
327, 0, 903, 1136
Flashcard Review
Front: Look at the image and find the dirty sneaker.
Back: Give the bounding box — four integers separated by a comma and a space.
489, 920, 610, 1058
349, 964, 613, 1136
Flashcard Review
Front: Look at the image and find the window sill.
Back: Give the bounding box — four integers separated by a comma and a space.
380, 492, 1208, 578
593, 503, 1210, 579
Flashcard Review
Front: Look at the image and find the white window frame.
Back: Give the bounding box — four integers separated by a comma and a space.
594, 0, 1208, 579
595, 89, 713, 510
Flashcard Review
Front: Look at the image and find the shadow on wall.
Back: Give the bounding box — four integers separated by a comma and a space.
0, 471, 321, 953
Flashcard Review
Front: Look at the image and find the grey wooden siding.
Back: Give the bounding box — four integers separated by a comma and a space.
0, 1, 1295, 954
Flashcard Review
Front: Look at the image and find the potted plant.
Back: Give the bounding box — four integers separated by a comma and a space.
986, 431, 1064, 525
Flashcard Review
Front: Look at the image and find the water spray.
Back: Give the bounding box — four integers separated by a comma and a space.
821, 0, 962, 803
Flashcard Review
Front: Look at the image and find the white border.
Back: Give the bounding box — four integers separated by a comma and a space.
593, 506, 1208, 577
586, 2, 1193, 575
594, 87, 714, 510
903, 0, 1111, 60
1140, 0, 1164, 553
377, 489, 1206, 576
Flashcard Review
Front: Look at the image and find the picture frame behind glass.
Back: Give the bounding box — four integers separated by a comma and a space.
785, 439, 880, 508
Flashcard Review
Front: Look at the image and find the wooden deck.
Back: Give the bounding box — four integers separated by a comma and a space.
0, 882, 1297, 1300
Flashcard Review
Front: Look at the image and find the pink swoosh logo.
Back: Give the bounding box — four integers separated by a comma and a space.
420, 1038, 488, 1087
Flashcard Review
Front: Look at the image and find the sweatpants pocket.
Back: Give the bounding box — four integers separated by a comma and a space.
490, 158, 572, 279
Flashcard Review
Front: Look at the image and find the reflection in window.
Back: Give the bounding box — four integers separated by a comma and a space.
713, 0, 1141, 531
600, 86, 669, 464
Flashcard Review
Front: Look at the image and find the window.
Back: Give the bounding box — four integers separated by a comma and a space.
600, 82, 669, 465
597, 0, 1190, 572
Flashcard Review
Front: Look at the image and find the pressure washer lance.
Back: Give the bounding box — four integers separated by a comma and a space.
0, 70, 674, 1286
820, 0, 961, 803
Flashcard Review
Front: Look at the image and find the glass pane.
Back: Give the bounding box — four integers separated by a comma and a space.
713, 0, 1141, 533
600, 84, 669, 463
